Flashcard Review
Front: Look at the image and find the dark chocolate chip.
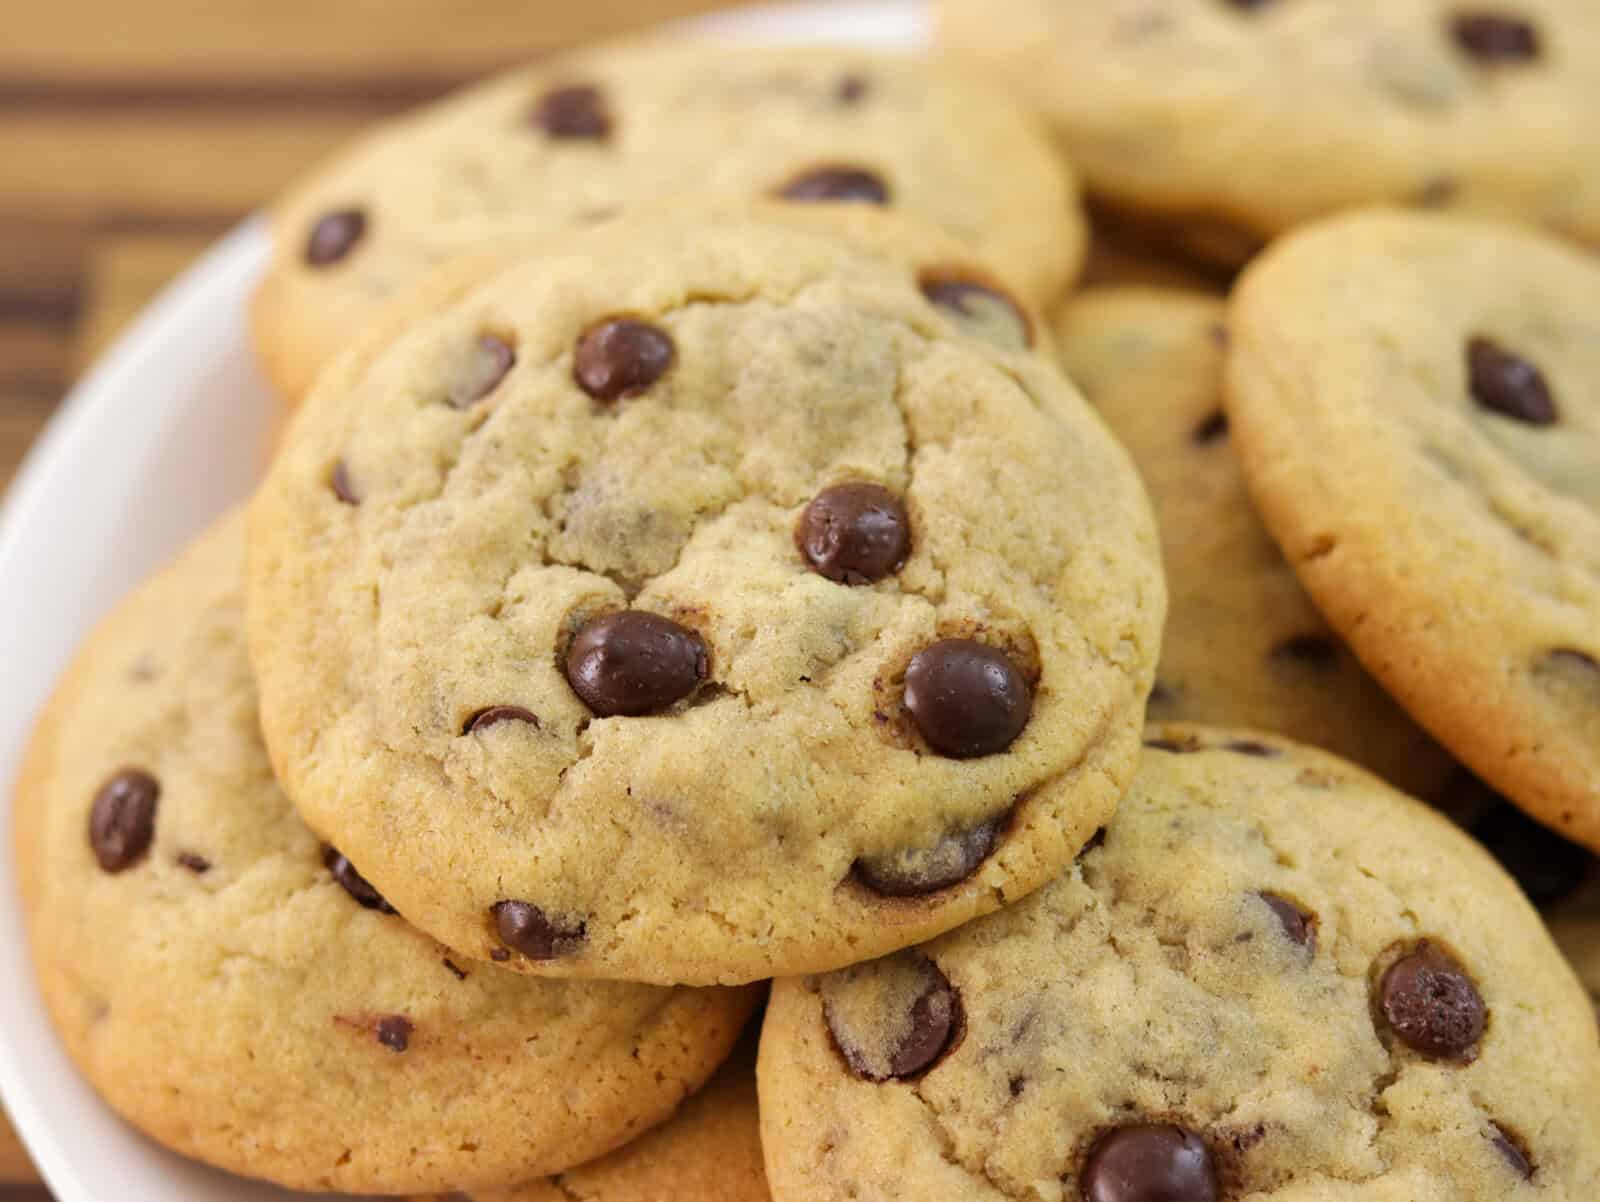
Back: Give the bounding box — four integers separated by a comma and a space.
565, 611, 708, 717
331, 460, 360, 505
1467, 336, 1557, 425
574, 318, 675, 402
1080, 1124, 1219, 1202
492, 900, 587, 960
1377, 941, 1486, 1060
1224, 739, 1280, 758
1191, 410, 1229, 445
176, 851, 211, 874
1271, 634, 1339, 667
323, 845, 396, 914
836, 74, 869, 104
1224, 0, 1279, 10
1469, 800, 1592, 907
1258, 892, 1316, 952
1144, 735, 1200, 754
1490, 1123, 1534, 1179
920, 275, 1034, 347
1452, 12, 1541, 62
904, 639, 1031, 758
827, 958, 962, 1081
305, 208, 366, 267
778, 165, 890, 205
531, 84, 612, 140
375, 1015, 413, 1053
463, 705, 541, 735
89, 768, 160, 873
448, 333, 516, 408
442, 958, 468, 981
796, 482, 911, 584
853, 815, 1003, 896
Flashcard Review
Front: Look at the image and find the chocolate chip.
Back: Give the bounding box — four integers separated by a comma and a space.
1078, 827, 1108, 860
1224, 739, 1280, 758
778, 166, 890, 205
305, 208, 366, 267
375, 1016, 412, 1053
331, 460, 360, 505
1490, 1123, 1534, 1179
827, 958, 962, 1081
796, 482, 911, 584
323, 845, 396, 914
1469, 800, 1592, 906
492, 900, 587, 960
904, 640, 1031, 758
565, 611, 708, 717
1467, 336, 1557, 425
89, 768, 159, 873
1191, 410, 1229, 444
448, 333, 516, 408
836, 74, 869, 104
919, 274, 1034, 348
1258, 892, 1316, 952
442, 958, 468, 981
532, 84, 611, 140
1145, 735, 1200, 754
1377, 941, 1486, 1060
462, 705, 541, 735
176, 852, 211, 874
1452, 12, 1541, 62
853, 815, 1003, 896
1271, 634, 1339, 667
1080, 1124, 1219, 1202
574, 318, 674, 402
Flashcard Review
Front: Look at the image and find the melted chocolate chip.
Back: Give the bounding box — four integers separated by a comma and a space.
1469, 800, 1592, 907
375, 1015, 413, 1052
1258, 892, 1316, 952
493, 900, 587, 960
1080, 1124, 1219, 1202
1467, 336, 1557, 425
778, 166, 890, 205
853, 816, 1003, 896
176, 851, 211, 874
1452, 12, 1541, 62
919, 275, 1034, 347
89, 768, 160, 873
305, 208, 366, 267
323, 846, 396, 914
836, 74, 869, 104
532, 84, 612, 140
1490, 1123, 1534, 1179
331, 460, 360, 505
574, 318, 675, 402
448, 333, 516, 408
565, 611, 708, 716
1191, 410, 1229, 444
827, 958, 962, 1081
796, 482, 911, 584
1271, 634, 1339, 667
1378, 941, 1486, 1060
904, 639, 1031, 758
463, 705, 541, 735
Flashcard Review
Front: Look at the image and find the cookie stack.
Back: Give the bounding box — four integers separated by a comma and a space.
16, 11, 1600, 1202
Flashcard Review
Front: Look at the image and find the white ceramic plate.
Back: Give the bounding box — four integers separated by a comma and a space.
0, 3, 927, 1199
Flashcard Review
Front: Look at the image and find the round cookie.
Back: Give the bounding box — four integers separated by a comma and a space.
760, 725, 1600, 1202
15, 512, 756, 1194
1055, 287, 1455, 798
938, 0, 1600, 263
247, 209, 1164, 986
254, 38, 1086, 401
1226, 210, 1600, 850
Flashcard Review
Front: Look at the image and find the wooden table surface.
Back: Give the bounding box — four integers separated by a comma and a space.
0, 4, 736, 1194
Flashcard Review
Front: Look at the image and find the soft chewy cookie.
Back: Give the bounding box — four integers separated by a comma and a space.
938, 0, 1600, 262
247, 209, 1163, 986
1227, 210, 1600, 850
254, 38, 1085, 401
15, 513, 756, 1194
1055, 287, 1454, 798
760, 725, 1600, 1202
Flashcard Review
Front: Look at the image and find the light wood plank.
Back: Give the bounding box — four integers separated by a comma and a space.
73, 235, 212, 374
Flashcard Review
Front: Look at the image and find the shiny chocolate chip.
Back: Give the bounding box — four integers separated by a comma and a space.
853, 816, 1003, 897
493, 900, 587, 960
448, 333, 516, 408
1467, 336, 1557, 425
1258, 892, 1316, 953
827, 957, 962, 1082
331, 460, 360, 505
778, 165, 889, 205
176, 851, 211, 874
920, 274, 1033, 348
375, 1015, 413, 1052
1377, 941, 1486, 1060
305, 208, 366, 267
323, 846, 396, 914
1452, 12, 1541, 62
796, 482, 911, 584
532, 84, 612, 140
904, 639, 1031, 759
1080, 1124, 1219, 1202
463, 705, 540, 735
574, 318, 675, 402
89, 768, 160, 873
565, 611, 708, 717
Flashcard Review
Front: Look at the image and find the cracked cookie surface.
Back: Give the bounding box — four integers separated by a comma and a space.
1226, 210, 1600, 852
937, 0, 1600, 262
15, 513, 756, 1194
254, 38, 1085, 401
247, 209, 1163, 986
1055, 287, 1454, 799
759, 725, 1600, 1202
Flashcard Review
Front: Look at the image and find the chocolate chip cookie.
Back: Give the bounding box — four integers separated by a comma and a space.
1055, 287, 1455, 798
247, 209, 1164, 986
939, 0, 1600, 263
253, 38, 1086, 400
15, 513, 756, 1194
760, 726, 1600, 1202
1227, 209, 1600, 851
